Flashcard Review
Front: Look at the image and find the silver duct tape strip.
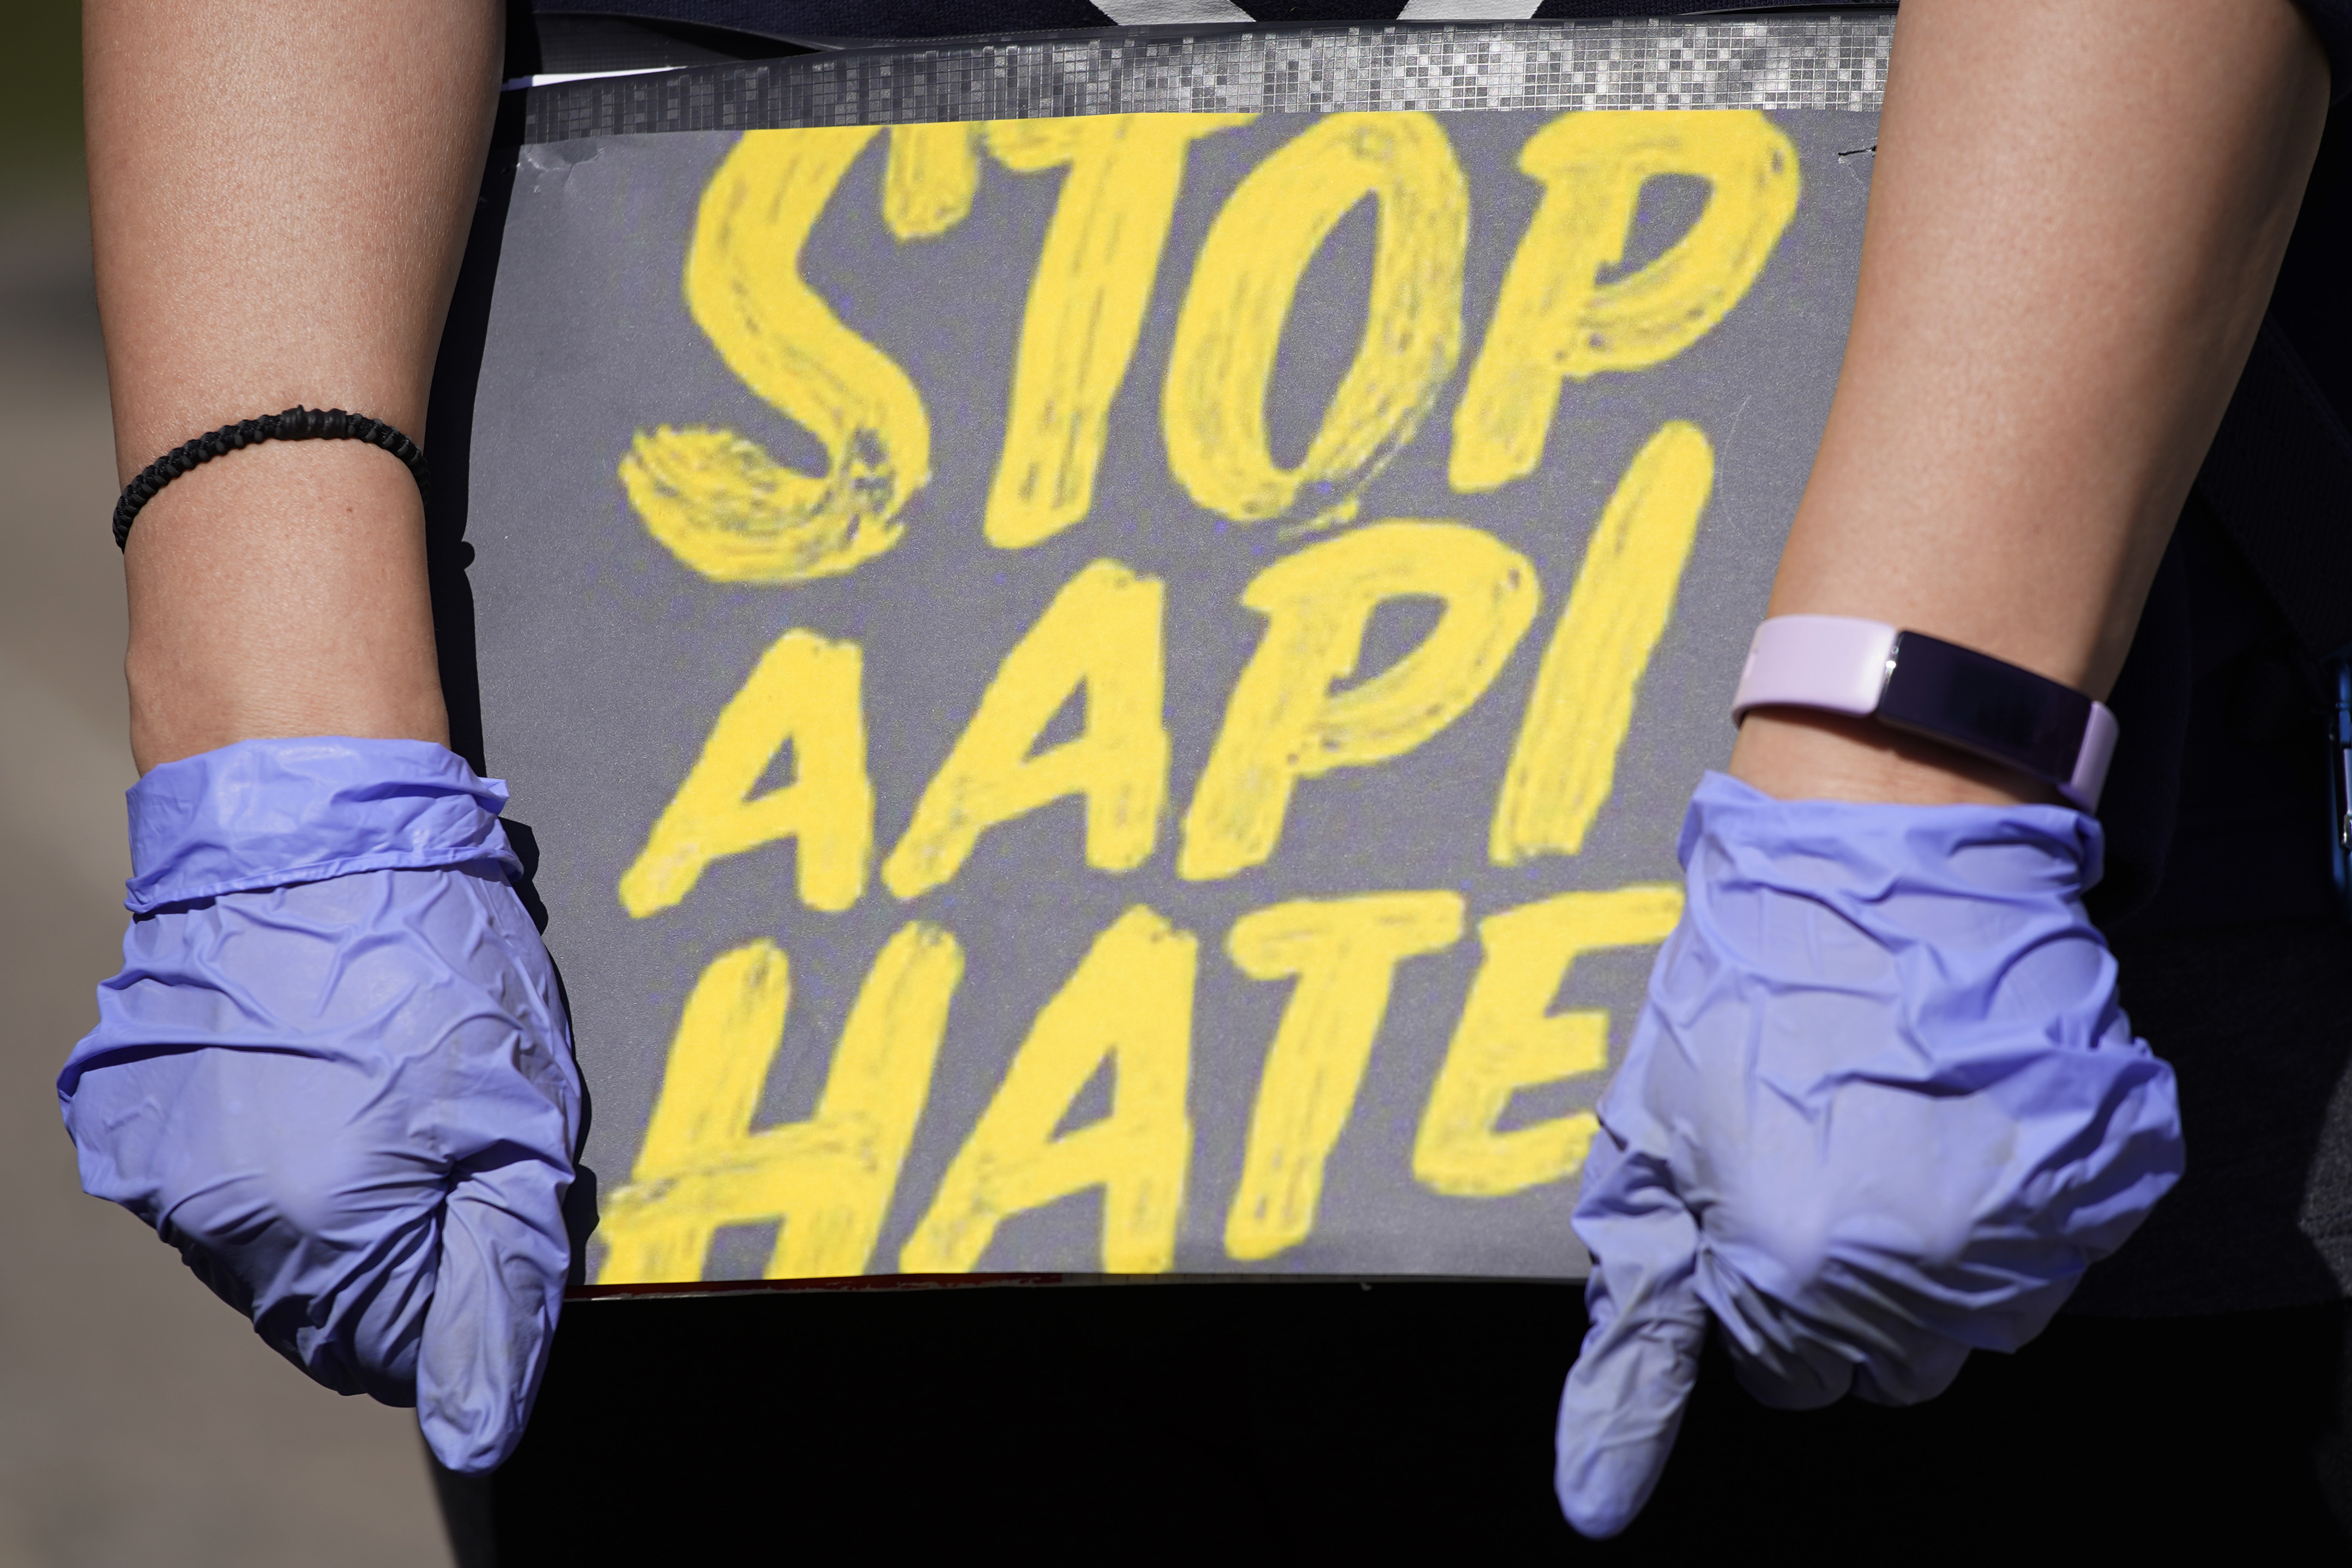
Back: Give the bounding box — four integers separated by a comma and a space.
517, 16, 1893, 143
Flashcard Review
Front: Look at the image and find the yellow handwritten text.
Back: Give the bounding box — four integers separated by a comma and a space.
1414, 884, 1681, 1197
1224, 891, 1465, 1261
900, 905, 1197, 1274
986, 114, 1255, 549
1163, 112, 1468, 530
1451, 110, 1798, 492
1491, 420, 1714, 864
620, 629, 873, 918
1181, 520, 1541, 881
885, 559, 1169, 900
624, 127, 930, 583
882, 122, 982, 239
598, 922, 963, 1282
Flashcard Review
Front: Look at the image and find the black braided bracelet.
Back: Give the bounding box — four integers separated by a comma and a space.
112, 405, 430, 549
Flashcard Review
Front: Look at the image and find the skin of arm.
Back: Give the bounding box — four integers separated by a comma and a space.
86, 0, 503, 774
84, 1, 2323, 795
1733, 0, 2331, 808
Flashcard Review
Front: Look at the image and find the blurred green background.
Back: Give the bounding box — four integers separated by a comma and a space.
0, 4, 450, 1563
1, 0, 83, 190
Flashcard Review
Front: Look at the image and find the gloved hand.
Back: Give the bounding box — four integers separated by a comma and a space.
58, 737, 583, 1474
1554, 772, 2182, 1538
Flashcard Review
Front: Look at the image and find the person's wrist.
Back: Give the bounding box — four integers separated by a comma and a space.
122, 735, 516, 913
1728, 707, 2064, 809
126, 679, 452, 776
121, 440, 448, 772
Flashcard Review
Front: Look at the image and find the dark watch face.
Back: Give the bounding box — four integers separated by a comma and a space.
1877, 631, 2092, 784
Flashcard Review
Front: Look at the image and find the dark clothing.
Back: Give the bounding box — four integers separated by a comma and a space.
443, 1280, 2352, 1560
451, 5, 2352, 1556
2079, 97, 2352, 1313
2305, 0, 2352, 99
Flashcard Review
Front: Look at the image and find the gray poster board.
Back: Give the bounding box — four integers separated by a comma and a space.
466, 27, 1881, 1286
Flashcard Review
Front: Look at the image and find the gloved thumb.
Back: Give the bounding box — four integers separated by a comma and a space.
416, 1158, 573, 1474
1554, 1196, 1708, 1539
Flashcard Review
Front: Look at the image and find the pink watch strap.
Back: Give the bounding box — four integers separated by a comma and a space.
1732, 615, 1899, 720
2066, 703, 2120, 813
1731, 614, 2117, 812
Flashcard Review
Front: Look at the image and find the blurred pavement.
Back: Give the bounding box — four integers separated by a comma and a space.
0, 191, 450, 1567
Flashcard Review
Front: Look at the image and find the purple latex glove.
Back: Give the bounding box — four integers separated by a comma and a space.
59, 738, 582, 1474
1555, 773, 2182, 1538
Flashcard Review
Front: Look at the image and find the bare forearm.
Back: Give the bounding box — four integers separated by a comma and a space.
87, 0, 502, 770
1734, 0, 2329, 806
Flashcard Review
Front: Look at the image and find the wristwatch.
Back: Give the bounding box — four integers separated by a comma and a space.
1730, 614, 2119, 811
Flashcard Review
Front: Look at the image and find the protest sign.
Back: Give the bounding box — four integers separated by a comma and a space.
456, 20, 1887, 1284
